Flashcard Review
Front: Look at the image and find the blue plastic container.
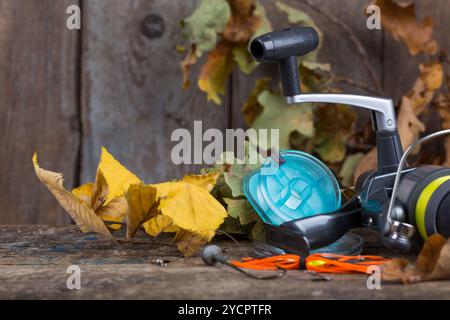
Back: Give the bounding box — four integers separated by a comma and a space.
243, 150, 341, 226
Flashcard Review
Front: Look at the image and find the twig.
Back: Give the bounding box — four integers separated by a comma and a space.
293, 0, 382, 94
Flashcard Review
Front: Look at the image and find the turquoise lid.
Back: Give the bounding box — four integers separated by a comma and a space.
243, 150, 341, 226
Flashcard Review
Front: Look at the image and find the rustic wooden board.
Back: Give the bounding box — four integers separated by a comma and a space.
0, 0, 79, 224
80, 0, 230, 186
0, 225, 449, 299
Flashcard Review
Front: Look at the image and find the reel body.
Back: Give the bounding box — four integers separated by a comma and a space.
243, 26, 450, 257
394, 166, 450, 239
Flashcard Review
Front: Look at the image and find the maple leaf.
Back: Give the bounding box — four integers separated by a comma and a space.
373, 0, 438, 56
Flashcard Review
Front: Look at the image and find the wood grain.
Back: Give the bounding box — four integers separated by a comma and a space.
1, 225, 449, 299
0, 0, 449, 224
0, 0, 80, 224
80, 0, 230, 186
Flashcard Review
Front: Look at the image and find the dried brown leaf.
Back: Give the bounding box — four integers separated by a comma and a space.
33, 153, 114, 240
374, 0, 438, 56
174, 229, 213, 257
398, 96, 426, 149
222, 0, 260, 44
382, 234, 450, 283
181, 45, 199, 89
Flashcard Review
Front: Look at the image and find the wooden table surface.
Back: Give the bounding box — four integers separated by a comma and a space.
0, 225, 449, 299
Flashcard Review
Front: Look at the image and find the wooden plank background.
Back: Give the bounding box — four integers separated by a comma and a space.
0, 0, 449, 224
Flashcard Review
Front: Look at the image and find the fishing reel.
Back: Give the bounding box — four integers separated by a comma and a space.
243, 26, 450, 257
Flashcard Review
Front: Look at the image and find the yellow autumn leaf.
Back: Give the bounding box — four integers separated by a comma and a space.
156, 181, 227, 238
97, 196, 128, 230
91, 170, 109, 211
143, 214, 179, 237
174, 229, 214, 257
72, 183, 93, 204
198, 41, 234, 105
96, 147, 141, 205
182, 172, 220, 192
33, 153, 114, 240
125, 183, 159, 239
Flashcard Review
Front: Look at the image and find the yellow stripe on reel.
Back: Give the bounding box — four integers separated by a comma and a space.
415, 176, 450, 239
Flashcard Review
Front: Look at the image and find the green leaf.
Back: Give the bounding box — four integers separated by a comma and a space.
223, 198, 257, 225
223, 165, 253, 197
233, 45, 258, 75
251, 219, 266, 242
219, 216, 247, 235
251, 90, 314, 149
312, 104, 356, 163
339, 153, 364, 187
275, 1, 323, 60
180, 0, 231, 53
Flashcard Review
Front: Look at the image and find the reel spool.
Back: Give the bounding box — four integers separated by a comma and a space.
383, 129, 450, 243
395, 167, 450, 239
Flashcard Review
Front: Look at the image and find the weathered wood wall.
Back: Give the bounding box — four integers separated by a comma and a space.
0, 0, 449, 224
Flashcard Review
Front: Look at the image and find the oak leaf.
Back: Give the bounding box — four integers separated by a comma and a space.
251, 90, 314, 149
180, 0, 231, 53
374, 0, 438, 56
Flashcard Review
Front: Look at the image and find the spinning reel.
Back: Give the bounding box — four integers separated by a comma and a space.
243, 26, 450, 257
